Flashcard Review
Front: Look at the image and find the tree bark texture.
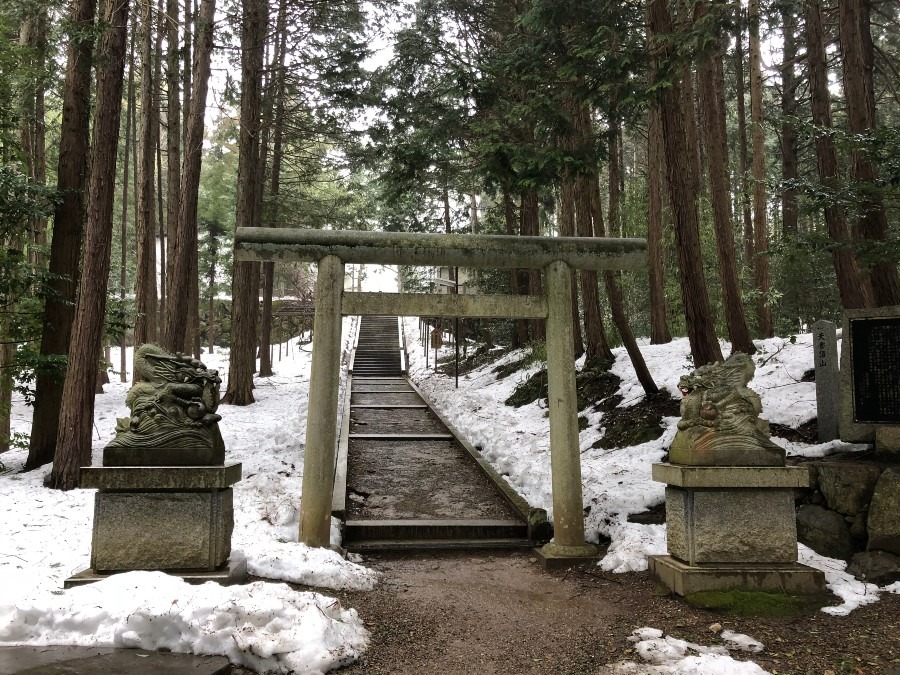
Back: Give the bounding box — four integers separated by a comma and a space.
805, 0, 872, 309
780, 5, 799, 239
120, 28, 136, 382
224, 0, 266, 405
734, 7, 754, 271
520, 187, 544, 342
26, 0, 97, 470
135, 0, 158, 353
647, 102, 671, 344
649, 0, 723, 366
697, 2, 756, 355
51, 0, 130, 489
165, 0, 181, 311
163, 0, 216, 352
594, 176, 658, 395
558, 172, 584, 359
837, 0, 900, 306
19, 9, 49, 264
749, 0, 773, 336
503, 187, 527, 348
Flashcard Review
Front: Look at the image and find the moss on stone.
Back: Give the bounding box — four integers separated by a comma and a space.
685, 590, 823, 616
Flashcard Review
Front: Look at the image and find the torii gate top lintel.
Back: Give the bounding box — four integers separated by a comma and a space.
234, 227, 647, 562
234, 227, 647, 271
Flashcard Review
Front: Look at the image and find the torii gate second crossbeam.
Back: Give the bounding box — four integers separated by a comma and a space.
234, 227, 647, 562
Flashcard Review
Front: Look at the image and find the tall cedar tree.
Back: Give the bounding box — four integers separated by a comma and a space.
135, 0, 158, 354
734, 6, 754, 268
26, 0, 96, 470
646, 100, 672, 344
696, 0, 755, 354
51, 0, 130, 489
804, 0, 872, 309
648, 0, 723, 366
748, 0, 773, 336
223, 0, 266, 405
165, 0, 181, 318
779, 4, 799, 240
837, 0, 900, 305
258, 0, 289, 378
163, 0, 216, 352
119, 27, 136, 382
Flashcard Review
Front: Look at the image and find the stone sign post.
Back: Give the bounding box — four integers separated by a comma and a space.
813, 319, 840, 442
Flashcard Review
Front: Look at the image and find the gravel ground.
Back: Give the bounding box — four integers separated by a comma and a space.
229, 550, 900, 674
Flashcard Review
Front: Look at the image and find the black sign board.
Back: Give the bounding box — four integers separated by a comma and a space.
850, 317, 900, 423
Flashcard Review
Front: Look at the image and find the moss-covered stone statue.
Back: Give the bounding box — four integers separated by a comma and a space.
103, 344, 226, 466
669, 352, 785, 466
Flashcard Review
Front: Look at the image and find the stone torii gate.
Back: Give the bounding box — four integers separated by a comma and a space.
234, 227, 647, 562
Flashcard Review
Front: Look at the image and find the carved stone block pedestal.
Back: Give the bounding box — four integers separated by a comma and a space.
65, 464, 245, 588
649, 463, 826, 596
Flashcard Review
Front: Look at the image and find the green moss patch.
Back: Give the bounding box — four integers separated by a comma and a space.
592, 391, 679, 449
505, 368, 548, 407
685, 590, 824, 616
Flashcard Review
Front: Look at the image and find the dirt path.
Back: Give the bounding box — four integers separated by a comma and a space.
322, 550, 899, 675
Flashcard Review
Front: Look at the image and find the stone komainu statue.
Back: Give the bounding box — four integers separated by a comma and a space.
669, 352, 785, 466
105, 344, 225, 464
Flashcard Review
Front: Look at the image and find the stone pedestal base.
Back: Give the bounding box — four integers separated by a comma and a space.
534, 542, 600, 570
649, 555, 827, 596
653, 464, 809, 566
80, 464, 241, 573
64, 555, 247, 589
652, 463, 823, 596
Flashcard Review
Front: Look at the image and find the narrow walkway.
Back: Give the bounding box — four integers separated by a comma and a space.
341, 316, 544, 552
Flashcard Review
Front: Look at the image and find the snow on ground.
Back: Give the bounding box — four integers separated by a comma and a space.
605, 627, 770, 674
0, 286, 896, 673
403, 320, 894, 616
0, 325, 373, 671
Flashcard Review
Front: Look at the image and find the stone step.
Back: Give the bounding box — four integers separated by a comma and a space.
343, 518, 529, 543
345, 538, 535, 553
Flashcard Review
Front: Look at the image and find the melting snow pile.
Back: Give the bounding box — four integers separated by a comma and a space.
607, 627, 768, 674
0, 572, 367, 674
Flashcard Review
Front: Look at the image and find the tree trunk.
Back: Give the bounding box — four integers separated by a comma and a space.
647, 101, 671, 344
734, 6, 754, 270
163, 0, 216, 351
19, 8, 48, 265
749, 0, 773, 336
503, 186, 527, 348
135, 0, 158, 354
649, 0, 723, 366
804, 0, 872, 309
780, 5, 799, 240
697, 0, 756, 355
224, 0, 266, 405
258, 0, 288, 376
165, 0, 181, 310
597, 166, 658, 394
120, 26, 136, 382
520, 187, 544, 342
25, 0, 97, 471
558, 171, 584, 359
837, 0, 900, 306
51, 0, 130, 489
